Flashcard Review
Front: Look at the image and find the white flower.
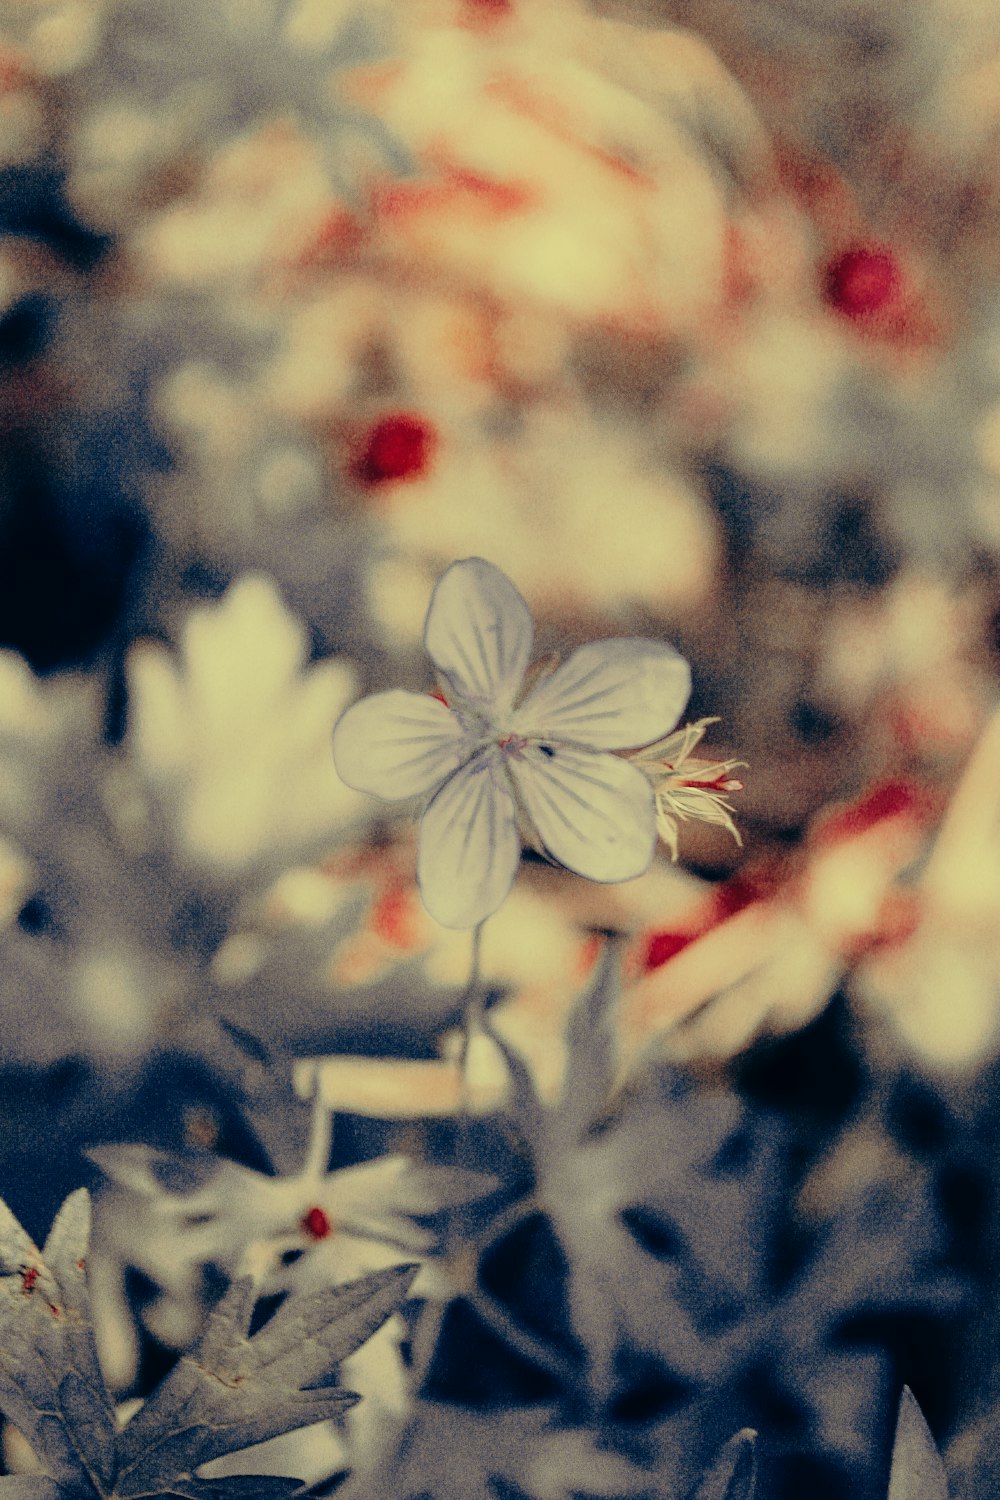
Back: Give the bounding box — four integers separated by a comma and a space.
332, 557, 691, 928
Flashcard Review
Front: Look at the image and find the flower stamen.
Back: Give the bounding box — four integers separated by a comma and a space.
679, 773, 744, 794
629, 717, 746, 861
498, 732, 529, 758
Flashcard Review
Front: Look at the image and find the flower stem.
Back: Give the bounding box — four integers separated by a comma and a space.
456, 922, 485, 1118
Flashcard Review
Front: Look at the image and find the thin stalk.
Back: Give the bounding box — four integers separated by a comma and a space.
455, 922, 485, 1118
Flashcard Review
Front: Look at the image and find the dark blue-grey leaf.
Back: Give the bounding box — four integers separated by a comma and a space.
44, 1193, 119, 1494
57, 1373, 118, 1496
128, 1476, 304, 1500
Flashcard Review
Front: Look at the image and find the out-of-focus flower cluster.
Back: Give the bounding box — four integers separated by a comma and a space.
0, 0, 999, 1497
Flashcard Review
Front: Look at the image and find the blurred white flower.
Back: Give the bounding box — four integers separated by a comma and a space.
360, 2, 736, 332
88, 1084, 493, 1437
853, 709, 1000, 1069
361, 405, 721, 628
333, 558, 691, 928
128, 576, 365, 876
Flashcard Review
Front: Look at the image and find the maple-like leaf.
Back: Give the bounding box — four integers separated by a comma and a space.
399, 947, 960, 1498
0, 1189, 118, 1499
109, 1269, 412, 1499
477, 944, 782, 1400
0, 1188, 416, 1498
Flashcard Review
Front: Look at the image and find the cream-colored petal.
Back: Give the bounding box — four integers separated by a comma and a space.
510, 746, 656, 882
423, 557, 534, 713
333, 690, 466, 800
417, 756, 521, 928
513, 638, 690, 750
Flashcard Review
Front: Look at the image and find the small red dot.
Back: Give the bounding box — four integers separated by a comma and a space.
301, 1205, 333, 1240
371, 882, 420, 948
824, 246, 902, 319
353, 413, 436, 487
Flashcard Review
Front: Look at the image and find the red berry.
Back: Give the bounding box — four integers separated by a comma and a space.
354, 413, 435, 487
824, 246, 901, 319
301, 1205, 333, 1240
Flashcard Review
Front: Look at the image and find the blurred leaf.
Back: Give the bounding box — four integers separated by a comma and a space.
430, 957, 961, 1498
479, 947, 781, 1398
0, 1483, 63, 1499
691, 1429, 757, 1500
337, 1403, 653, 1500
887, 1389, 948, 1500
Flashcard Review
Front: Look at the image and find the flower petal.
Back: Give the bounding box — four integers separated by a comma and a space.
333, 690, 467, 799
424, 557, 534, 712
510, 746, 657, 882
512, 638, 691, 749
417, 756, 521, 928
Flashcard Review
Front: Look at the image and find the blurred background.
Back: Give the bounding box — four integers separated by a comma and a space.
0, 0, 999, 1496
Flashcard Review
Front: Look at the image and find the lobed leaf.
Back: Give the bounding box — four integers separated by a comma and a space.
112, 1263, 418, 1498
0, 1191, 416, 1500
0, 1189, 116, 1497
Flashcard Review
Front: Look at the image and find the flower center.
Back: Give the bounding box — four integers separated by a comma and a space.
301, 1206, 333, 1240
497, 732, 529, 759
